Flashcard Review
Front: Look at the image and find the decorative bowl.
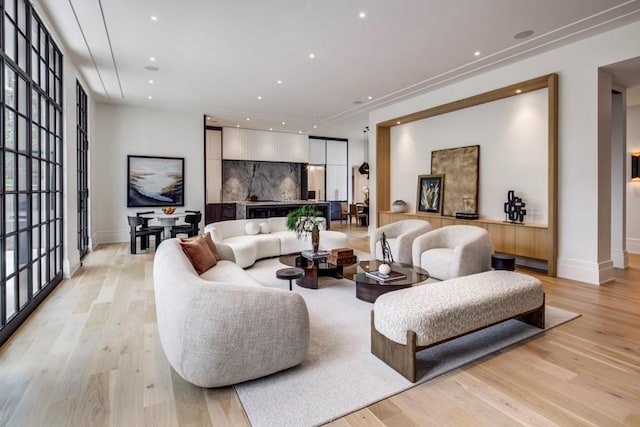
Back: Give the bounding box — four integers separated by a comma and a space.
162, 207, 176, 215
391, 200, 409, 213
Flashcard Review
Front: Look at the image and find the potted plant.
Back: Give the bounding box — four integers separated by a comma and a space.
286, 204, 324, 253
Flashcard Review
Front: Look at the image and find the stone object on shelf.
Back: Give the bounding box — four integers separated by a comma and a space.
391, 200, 409, 213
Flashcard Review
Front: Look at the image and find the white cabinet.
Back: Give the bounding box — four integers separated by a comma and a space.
326, 164, 348, 201
325, 139, 348, 201
309, 138, 326, 164
326, 140, 347, 165
222, 127, 308, 162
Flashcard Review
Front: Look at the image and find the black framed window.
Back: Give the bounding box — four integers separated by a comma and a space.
76, 80, 88, 258
1, 0, 64, 346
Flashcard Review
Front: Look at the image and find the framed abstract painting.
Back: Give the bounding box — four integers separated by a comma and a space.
127, 155, 184, 207
416, 174, 444, 214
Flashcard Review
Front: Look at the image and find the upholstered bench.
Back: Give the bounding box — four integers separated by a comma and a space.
371, 270, 545, 382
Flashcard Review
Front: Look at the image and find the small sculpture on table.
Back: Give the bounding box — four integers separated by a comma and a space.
379, 232, 394, 276
503, 190, 526, 224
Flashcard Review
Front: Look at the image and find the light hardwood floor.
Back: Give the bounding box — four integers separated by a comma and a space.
1, 222, 638, 426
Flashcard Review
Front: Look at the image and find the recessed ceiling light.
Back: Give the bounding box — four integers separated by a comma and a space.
236, 124, 240, 128
474, 51, 481, 57
147, 96, 153, 99
299, 131, 303, 134
246, 117, 250, 121
359, 12, 366, 18
150, 16, 158, 21
257, 95, 262, 100
144, 65, 159, 71
308, 53, 315, 59
313, 125, 318, 129
148, 79, 154, 84
207, 116, 211, 120
277, 80, 283, 84
269, 128, 273, 131
368, 96, 373, 100
149, 56, 156, 62
396, 121, 401, 125
514, 30, 534, 40
516, 89, 522, 94
282, 121, 286, 125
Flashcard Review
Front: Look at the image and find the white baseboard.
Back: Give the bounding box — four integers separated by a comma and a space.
626, 238, 640, 254
611, 249, 629, 269
557, 257, 615, 285
93, 230, 129, 245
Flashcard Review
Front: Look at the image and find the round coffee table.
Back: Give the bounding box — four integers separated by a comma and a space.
279, 253, 357, 289
276, 267, 305, 291
353, 260, 429, 303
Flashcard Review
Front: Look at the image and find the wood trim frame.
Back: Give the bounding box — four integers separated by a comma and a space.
375, 74, 558, 276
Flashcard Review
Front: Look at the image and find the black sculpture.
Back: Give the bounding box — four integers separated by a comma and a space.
380, 232, 394, 264
504, 190, 526, 223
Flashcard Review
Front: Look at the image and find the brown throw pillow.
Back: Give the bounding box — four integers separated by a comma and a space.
179, 235, 217, 274
202, 233, 220, 261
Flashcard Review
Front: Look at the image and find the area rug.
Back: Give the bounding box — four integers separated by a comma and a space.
235, 256, 580, 427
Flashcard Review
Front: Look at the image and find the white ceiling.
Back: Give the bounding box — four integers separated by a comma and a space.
33, 0, 640, 139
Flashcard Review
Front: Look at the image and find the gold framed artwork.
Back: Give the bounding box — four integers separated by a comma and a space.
431, 145, 479, 216
416, 174, 444, 214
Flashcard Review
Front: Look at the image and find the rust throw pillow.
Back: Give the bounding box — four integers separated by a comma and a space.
179, 235, 217, 274
202, 233, 220, 261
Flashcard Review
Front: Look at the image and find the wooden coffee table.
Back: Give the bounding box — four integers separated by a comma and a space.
353, 260, 429, 303
279, 253, 357, 289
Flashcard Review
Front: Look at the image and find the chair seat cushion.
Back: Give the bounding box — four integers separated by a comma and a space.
420, 248, 453, 280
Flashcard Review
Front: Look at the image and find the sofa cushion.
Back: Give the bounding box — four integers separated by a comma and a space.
180, 236, 217, 274
245, 222, 260, 235
259, 222, 271, 234
420, 248, 453, 280
199, 260, 263, 288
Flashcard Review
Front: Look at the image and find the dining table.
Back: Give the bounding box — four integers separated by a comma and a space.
143, 212, 187, 239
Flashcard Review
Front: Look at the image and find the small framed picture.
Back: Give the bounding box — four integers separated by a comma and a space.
416, 174, 444, 214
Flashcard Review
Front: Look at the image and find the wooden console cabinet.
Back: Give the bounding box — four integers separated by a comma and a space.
379, 211, 551, 271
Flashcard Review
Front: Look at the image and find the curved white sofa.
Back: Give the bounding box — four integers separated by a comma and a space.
204, 217, 349, 268
153, 238, 309, 387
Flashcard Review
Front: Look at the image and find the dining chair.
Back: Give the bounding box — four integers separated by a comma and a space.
128, 216, 163, 254
339, 202, 350, 224
136, 211, 163, 250
170, 212, 201, 238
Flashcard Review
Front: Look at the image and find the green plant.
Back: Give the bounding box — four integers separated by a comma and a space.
286, 204, 324, 239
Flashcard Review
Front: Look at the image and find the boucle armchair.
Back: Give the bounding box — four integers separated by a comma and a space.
153, 238, 309, 387
412, 225, 494, 280
370, 219, 432, 264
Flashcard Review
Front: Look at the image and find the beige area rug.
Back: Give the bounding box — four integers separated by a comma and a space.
235, 256, 580, 427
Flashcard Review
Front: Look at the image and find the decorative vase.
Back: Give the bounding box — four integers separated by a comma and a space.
379, 263, 391, 276
311, 223, 320, 253
391, 200, 408, 213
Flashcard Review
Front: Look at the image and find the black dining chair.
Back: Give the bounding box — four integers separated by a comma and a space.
136, 211, 163, 250
170, 212, 201, 238
128, 216, 163, 254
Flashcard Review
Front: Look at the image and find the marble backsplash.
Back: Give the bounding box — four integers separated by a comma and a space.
222, 160, 302, 201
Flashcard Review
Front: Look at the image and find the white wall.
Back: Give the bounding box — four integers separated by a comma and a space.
627, 103, 640, 253
389, 89, 548, 224
369, 20, 640, 285
92, 104, 203, 244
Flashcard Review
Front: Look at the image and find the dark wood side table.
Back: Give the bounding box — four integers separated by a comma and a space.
353, 260, 429, 303
276, 267, 305, 291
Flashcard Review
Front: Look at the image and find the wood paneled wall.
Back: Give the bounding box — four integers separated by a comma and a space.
375, 74, 558, 275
